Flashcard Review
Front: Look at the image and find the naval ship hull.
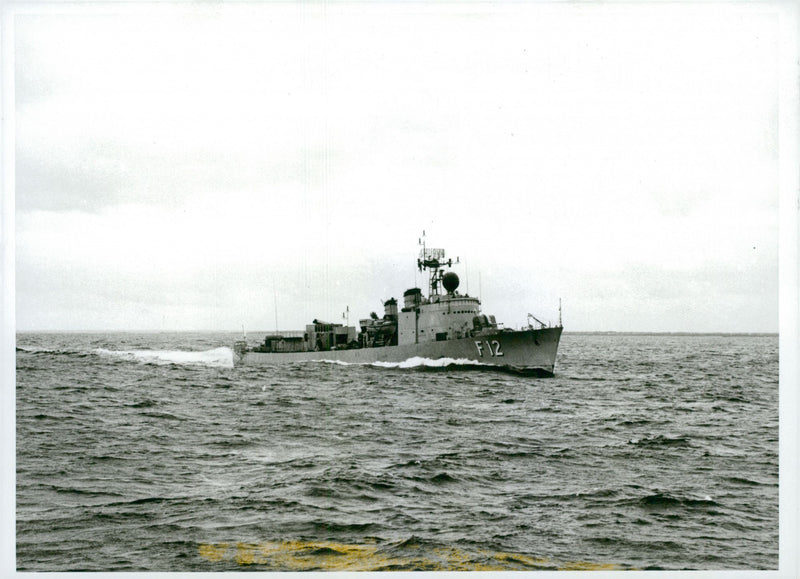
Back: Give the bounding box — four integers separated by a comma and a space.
234, 326, 562, 376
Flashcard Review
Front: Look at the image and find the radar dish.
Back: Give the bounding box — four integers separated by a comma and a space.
442, 271, 459, 293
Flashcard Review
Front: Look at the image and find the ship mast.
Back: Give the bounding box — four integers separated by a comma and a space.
417, 231, 458, 298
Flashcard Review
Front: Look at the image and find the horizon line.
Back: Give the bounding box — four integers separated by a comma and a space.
14, 329, 780, 336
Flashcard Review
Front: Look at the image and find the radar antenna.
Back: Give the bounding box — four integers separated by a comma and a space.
417, 232, 459, 297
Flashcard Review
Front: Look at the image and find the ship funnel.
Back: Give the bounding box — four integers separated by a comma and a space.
403, 288, 422, 309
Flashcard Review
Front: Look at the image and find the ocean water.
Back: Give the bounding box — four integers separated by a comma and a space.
15, 332, 779, 571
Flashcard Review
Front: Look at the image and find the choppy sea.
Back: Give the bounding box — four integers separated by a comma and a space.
15, 332, 778, 571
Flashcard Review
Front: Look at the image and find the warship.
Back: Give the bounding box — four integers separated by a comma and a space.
233, 240, 563, 375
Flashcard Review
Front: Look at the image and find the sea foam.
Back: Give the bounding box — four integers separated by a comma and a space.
312, 356, 490, 369
93, 347, 234, 368
371, 356, 492, 369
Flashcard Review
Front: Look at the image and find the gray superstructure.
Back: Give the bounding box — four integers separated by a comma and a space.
233, 241, 562, 375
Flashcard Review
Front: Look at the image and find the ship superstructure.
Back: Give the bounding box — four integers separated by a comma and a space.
233, 241, 562, 375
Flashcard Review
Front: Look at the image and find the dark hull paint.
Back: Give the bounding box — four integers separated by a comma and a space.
235, 326, 563, 375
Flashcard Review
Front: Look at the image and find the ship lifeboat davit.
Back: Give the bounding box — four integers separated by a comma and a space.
374, 320, 396, 336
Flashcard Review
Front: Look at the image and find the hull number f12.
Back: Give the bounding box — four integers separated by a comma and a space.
475, 340, 503, 357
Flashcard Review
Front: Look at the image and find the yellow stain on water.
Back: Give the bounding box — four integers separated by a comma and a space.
204, 540, 390, 571
558, 560, 626, 571
198, 540, 634, 571
491, 550, 555, 569
197, 542, 229, 562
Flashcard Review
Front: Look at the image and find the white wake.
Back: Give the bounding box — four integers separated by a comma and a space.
313, 356, 490, 369
371, 356, 491, 369
93, 347, 234, 368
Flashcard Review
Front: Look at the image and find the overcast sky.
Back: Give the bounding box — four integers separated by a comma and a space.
9, 2, 794, 333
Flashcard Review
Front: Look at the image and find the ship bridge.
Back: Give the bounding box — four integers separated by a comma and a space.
396, 244, 497, 345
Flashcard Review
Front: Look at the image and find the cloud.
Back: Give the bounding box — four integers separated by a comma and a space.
12, 3, 783, 332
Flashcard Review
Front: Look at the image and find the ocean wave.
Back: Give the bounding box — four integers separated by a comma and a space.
93, 347, 234, 368
195, 538, 591, 571
371, 356, 493, 369
637, 492, 719, 510
307, 356, 549, 375
628, 435, 692, 448
127, 399, 159, 408
16, 332, 779, 572
307, 356, 491, 369
19, 343, 235, 368
724, 476, 771, 487
428, 472, 458, 484
16, 345, 77, 356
